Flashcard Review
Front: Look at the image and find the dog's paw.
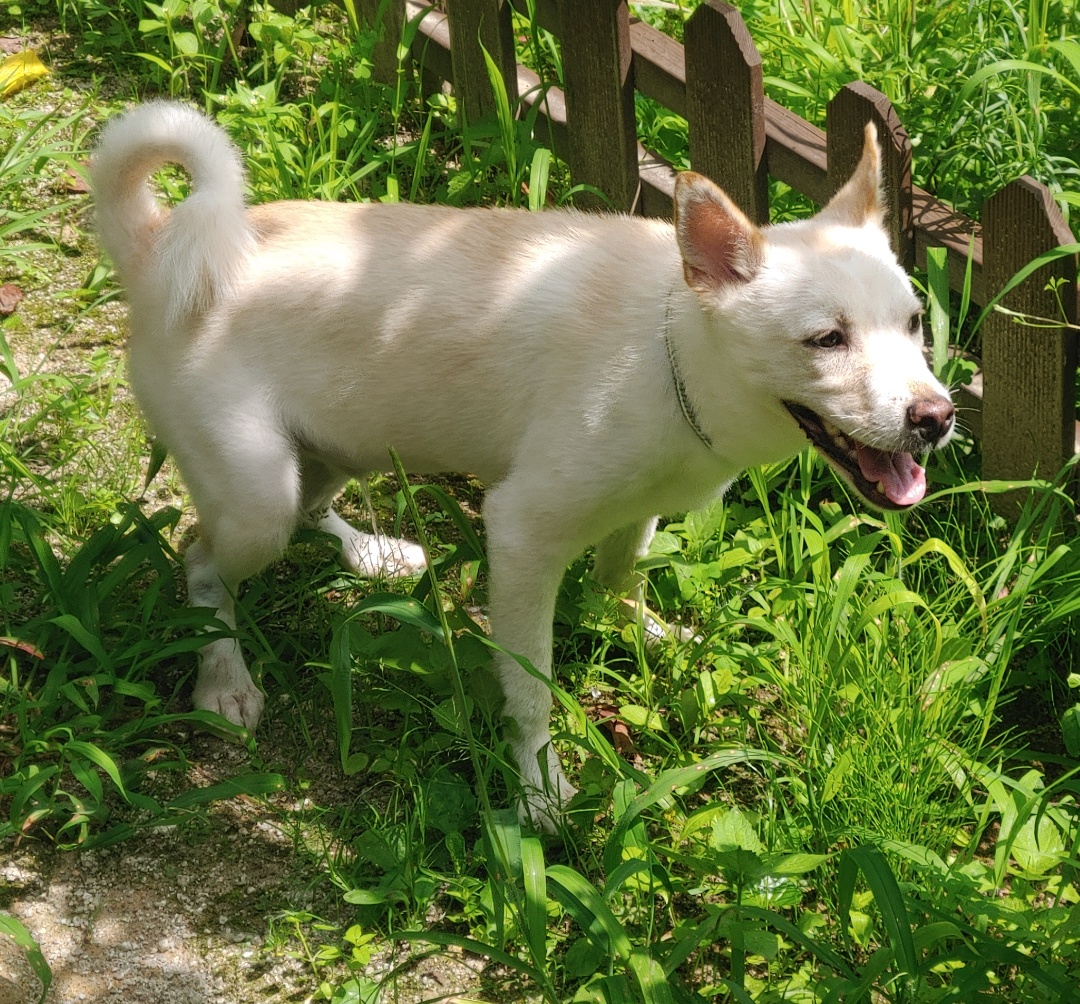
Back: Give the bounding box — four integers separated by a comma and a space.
342, 532, 426, 579
517, 777, 580, 834
309, 511, 426, 579
192, 643, 264, 730
621, 598, 702, 648
516, 753, 579, 833
193, 676, 265, 730
510, 735, 579, 832
197, 682, 265, 730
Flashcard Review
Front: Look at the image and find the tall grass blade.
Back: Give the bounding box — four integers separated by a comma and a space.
971, 242, 1080, 333
957, 236, 975, 331
839, 846, 918, 980
926, 247, 950, 377
713, 979, 755, 1004
480, 38, 518, 187
330, 623, 364, 774
736, 905, 858, 980
49, 614, 114, 670
0, 913, 50, 1004
168, 773, 286, 808
603, 749, 793, 874
389, 930, 545, 984
386, 450, 563, 999
901, 537, 986, 631
958, 58, 1080, 101
546, 864, 633, 963
824, 532, 881, 644
353, 592, 444, 637
628, 950, 674, 1004
412, 484, 486, 561
528, 147, 551, 211
144, 439, 169, 490
520, 835, 548, 969
339, 0, 360, 36
65, 741, 131, 802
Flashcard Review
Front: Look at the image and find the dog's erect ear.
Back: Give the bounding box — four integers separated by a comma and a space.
818, 122, 885, 228
674, 171, 765, 293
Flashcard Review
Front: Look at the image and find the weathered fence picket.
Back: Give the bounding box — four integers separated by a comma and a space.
446, 0, 517, 124
684, 2, 768, 225
559, 1, 638, 212
983, 180, 1079, 487
361, 0, 1080, 490
826, 83, 913, 269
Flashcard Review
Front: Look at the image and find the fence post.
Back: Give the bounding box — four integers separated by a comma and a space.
982, 178, 1078, 496
826, 82, 913, 269
560, 1, 638, 212
355, 0, 406, 84
446, 0, 518, 124
684, 1, 767, 225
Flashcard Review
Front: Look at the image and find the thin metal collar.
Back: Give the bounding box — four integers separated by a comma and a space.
662, 287, 713, 450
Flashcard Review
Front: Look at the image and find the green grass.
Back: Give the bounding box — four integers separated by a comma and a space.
2, 0, 1080, 1001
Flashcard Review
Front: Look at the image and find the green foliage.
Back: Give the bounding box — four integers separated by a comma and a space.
0, 913, 50, 1003
0, 104, 88, 273
633, 0, 1080, 220
0, 498, 285, 846
2, 0, 1079, 1000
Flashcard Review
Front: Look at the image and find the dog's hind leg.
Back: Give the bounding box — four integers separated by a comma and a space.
184, 434, 302, 730
593, 518, 697, 646
187, 537, 265, 729
592, 517, 658, 598
299, 458, 425, 579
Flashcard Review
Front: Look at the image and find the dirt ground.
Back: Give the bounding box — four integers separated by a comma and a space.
0, 734, 490, 1004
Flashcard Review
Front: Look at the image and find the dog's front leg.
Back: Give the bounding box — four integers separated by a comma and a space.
484, 484, 586, 831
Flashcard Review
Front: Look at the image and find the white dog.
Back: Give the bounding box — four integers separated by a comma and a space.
92, 102, 953, 829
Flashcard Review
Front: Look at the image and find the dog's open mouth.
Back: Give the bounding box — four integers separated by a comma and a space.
783, 402, 927, 510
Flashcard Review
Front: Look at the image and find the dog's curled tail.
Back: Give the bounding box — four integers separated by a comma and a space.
91, 101, 254, 330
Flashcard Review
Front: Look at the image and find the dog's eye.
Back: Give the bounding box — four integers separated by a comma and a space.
811, 330, 846, 349
908, 312, 923, 335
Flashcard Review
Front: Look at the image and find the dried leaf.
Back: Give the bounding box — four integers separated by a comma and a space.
0, 636, 44, 659
586, 701, 642, 764
0, 283, 25, 316
61, 167, 91, 194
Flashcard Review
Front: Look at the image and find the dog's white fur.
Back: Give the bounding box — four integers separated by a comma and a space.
92, 101, 953, 829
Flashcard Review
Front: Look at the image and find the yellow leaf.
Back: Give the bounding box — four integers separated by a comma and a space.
0, 50, 49, 100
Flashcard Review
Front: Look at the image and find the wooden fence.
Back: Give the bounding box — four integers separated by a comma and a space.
356, 0, 1079, 490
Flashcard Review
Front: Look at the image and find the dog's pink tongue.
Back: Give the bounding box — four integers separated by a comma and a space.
856, 446, 927, 506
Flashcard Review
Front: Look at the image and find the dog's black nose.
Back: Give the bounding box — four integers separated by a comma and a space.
907, 396, 955, 444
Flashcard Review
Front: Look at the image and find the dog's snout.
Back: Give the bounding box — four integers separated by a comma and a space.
907, 396, 955, 444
